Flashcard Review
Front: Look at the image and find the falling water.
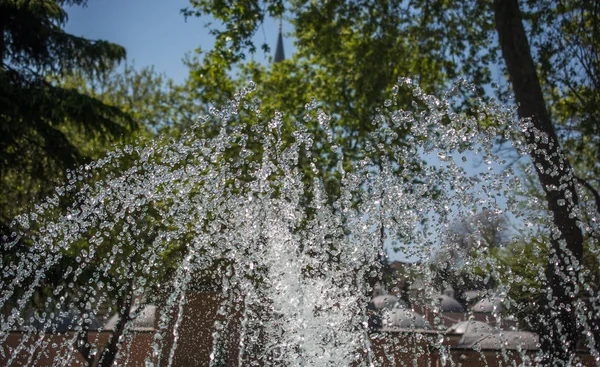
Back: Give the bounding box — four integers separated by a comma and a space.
1, 79, 599, 366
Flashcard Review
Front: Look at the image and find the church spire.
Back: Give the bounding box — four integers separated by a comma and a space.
273, 19, 285, 63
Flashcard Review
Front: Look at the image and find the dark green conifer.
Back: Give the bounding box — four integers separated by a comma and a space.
0, 0, 135, 230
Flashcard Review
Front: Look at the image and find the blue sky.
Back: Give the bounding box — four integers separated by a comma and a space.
65, 0, 294, 84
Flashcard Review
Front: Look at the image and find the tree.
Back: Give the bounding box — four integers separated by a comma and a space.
493, 1, 586, 362
54, 63, 199, 138
34, 64, 196, 367
0, 0, 135, 233
528, 0, 600, 200
0, 5, 152, 361
0, 3, 203, 364
182, 1, 599, 363
180, 1, 460, 201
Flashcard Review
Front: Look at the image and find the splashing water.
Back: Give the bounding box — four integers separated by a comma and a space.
1, 79, 599, 366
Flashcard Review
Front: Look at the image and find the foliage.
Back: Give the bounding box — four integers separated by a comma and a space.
180, 0, 600, 203
181, 1, 482, 210
0, 3, 202, 364
33, 66, 201, 366
0, 0, 136, 232
53, 62, 202, 139
182, 1, 599, 361
493, 233, 600, 334
2, 0, 598, 363
527, 0, 600, 189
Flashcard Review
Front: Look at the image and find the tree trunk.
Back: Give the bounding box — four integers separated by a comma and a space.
493, 0, 584, 364
93, 276, 135, 367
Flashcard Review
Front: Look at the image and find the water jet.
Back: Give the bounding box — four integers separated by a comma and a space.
1, 79, 598, 366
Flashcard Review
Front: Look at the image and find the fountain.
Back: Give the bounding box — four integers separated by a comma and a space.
1, 79, 598, 366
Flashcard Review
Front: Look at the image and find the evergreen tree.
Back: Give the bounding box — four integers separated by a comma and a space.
0, 0, 136, 232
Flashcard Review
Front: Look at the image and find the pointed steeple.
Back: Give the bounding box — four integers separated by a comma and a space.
274, 19, 285, 63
